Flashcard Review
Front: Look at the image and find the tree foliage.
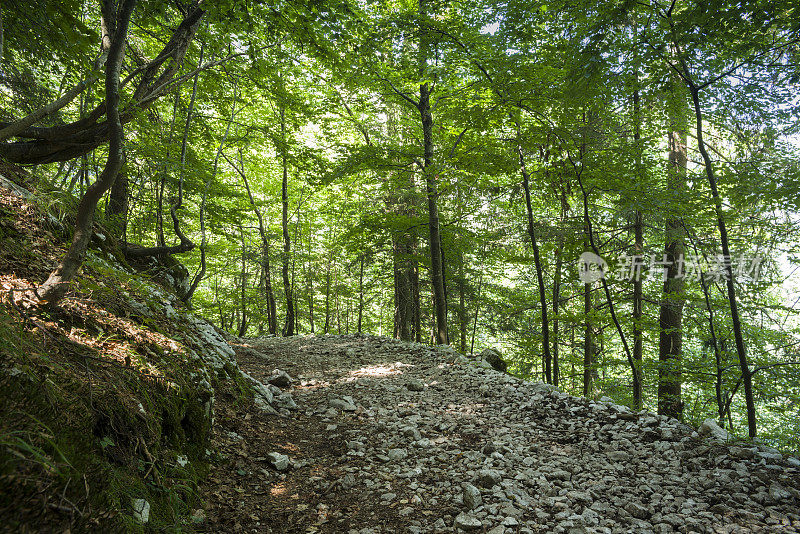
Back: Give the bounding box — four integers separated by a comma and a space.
2, 0, 800, 451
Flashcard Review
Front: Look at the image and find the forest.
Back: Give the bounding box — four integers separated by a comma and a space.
2, 0, 800, 455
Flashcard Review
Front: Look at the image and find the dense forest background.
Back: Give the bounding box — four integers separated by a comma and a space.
2, 0, 800, 451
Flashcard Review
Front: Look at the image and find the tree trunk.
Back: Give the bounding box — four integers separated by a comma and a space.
231, 150, 277, 335
324, 256, 333, 334
306, 230, 315, 333
631, 188, 646, 409
515, 121, 552, 383
238, 226, 249, 337
470, 268, 483, 356
412, 254, 421, 342
358, 253, 365, 333
334, 265, 341, 334
552, 201, 566, 387
632, 81, 644, 409
574, 140, 634, 400
155, 93, 180, 247
418, 0, 447, 345
690, 86, 756, 437
393, 235, 414, 341
658, 75, 687, 420
629, 7, 645, 410
458, 249, 467, 353
280, 105, 295, 336
292, 208, 301, 334
106, 164, 128, 237
35, 0, 136, 305
186, 80, 238, 302
583, 272, 595, 397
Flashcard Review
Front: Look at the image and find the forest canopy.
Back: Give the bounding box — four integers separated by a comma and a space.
2, 0, 800, 451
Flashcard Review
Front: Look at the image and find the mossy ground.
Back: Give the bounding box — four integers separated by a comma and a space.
0, 179, 247, 532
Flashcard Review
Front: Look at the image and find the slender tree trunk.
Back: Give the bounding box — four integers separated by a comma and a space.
412, 255, 421, 342
238, 227, 249, 337
186, 80, 237, 302
552, 208, 565, 388
232, 150, 277, 334
689, 86, 756, 437
629, 6, 645, 410
632, 209, 644, 409
583, 272, 594, 397
393, 252, 401, 338
324, 257, 333, 334
155, 93, 179, 247
35, 0, 136, 305
576, 171, 636, 397
458, 249, 467, 353
292, 211, 300, 334
470, 269, 483, 356
358, 253, 365, 333
696, 260, 725, 424
658, 75, 687, 420
515, 122, 552, 383
306, 231, 315, 333
334, 265, 341, 334
280, 105, 294, 336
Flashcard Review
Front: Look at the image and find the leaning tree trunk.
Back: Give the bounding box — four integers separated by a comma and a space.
690, 85, 756, 437
35, 0, 136, 305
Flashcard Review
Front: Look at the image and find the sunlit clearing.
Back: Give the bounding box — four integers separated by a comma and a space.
349, 364, 404, 378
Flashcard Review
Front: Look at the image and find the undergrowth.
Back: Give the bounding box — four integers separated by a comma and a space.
0, 181, 249, 532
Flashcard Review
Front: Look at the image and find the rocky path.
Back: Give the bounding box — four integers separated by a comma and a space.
198, 334, 800, 533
